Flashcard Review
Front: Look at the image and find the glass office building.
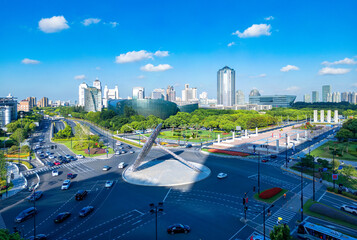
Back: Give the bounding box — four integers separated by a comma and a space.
322, 85, 331, 102
249, 95, 296, 108
84, 87, 102, 112
108, 99, 198, 119
217, 66, 235, 106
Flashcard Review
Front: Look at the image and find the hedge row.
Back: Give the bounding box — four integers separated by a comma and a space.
310, 203, 357, 226
259, 187, 282, 199
207, 149, 250, 157
327, 187, 357, 201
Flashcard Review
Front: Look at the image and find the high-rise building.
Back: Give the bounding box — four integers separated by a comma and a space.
166, 86, 176, 102
235, 90, 245, 105
151, 89, 166, 100
312, 91, 319, 103
26, 97, 36, 109
181, 84, 198, 102
78, 82, 88, 106
332, 92, 341, 103
17, 100, 31, 112
39, 97, 49, 107
303, 94, 311, 103
341, 92, 348, 102
0, 94, 17, 127
103, 85, 119, 108
326, 93, 332, 102
217, 66, 235, 106
84, 87, 102, 112
132, 87, 145, 99
322, 85, 331, 102
93, 78, 102, 91
351, 92, 357, 104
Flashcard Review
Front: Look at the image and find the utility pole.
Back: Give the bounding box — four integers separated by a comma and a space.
285, 133, 288, 168
258, 153, 261, 194
300, 162, 304, 222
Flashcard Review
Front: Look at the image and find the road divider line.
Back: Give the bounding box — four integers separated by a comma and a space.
163, 188, 172, 202
132, 220, 142, 225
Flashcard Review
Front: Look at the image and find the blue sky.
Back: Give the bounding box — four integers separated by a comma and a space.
1, 0, 357, 102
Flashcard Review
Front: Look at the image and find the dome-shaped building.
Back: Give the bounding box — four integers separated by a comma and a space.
249, 89, 261, 97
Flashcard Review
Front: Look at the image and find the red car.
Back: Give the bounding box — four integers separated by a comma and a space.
262, 159, 269, 163
67, 173, 74, 179
54, 161, 61, 166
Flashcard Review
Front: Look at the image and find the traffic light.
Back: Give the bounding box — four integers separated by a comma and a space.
245, 197, 248, 204
242, 198, 245, 205
245, 206, 248, 211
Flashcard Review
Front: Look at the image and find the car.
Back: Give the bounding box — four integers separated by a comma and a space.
115, 151, 121, 155
262, 159, 269, 163
48, 155, 55, 160
167, 224, 190, 234
15, 207, 37, 223
45, 151, 51, 156
27, 191, 43, 202
340, 205, 357, 215
102, 166, 110, 171
27, 234, 47, 240
118, 162, 126, 169
58, 155, 64, 161
39, 154, 45, 158
52, 170, 59, 176
116, 141, 122, 146
61, 180, 71, 190
67, 173, 74, 179
121, 150, 126, 154
54, 212, 71, 223
54, 161, 61, 166
65, 154, 71, 159
36, 150, 42, 154
127, 145, 132, 149
39, 138, 43, 142
76, 154, 84, 159
75, 190, 87, 201
217, 173, 227, 179
250, 232, 267, 240
46, 161, 54, 167
69, 156, 77, 161
79, 206, 94, 217
129, 150, 135, 154
105, 180, 114, 188
270, 155, 277, 159
185, 144, 192, 148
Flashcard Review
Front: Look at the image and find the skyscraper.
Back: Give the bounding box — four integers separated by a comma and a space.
217, 66, 235, 106
40, 97, 49, 107
166, 86, 176, 102
132, 87, 145, 99
322, 85, 331, 102
181, 84, 198, 102
78, 82, 88, 106
84, 87, 102, 112
103, 85, 119, 108
27, 97, 36, 109
303, 94, 311, 103
341, 92, 348, 102
312, 91, 319, 103
235, 90, 245, 105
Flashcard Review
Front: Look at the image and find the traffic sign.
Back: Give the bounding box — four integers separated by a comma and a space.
332, 174, 338, 180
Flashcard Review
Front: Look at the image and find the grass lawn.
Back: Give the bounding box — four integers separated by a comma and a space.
303, 199, 357, 231
311, 141, 357, 161
144, 130, 232, 143
53, 139, 114, 157
253, 189, 288, 204
0, 137, 7, 141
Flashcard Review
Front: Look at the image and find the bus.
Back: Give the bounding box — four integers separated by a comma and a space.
297, 222, 357, 240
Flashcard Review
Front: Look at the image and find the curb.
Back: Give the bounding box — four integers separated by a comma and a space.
326, 190, 357, 201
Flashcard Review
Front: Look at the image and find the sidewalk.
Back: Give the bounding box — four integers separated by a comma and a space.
1, 162, 27, 200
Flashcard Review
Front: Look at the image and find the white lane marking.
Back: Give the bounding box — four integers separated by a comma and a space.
228, 225, 247, 240
317, 191, 326, 202
133, 209, 144, 215
163, 188, 172, 202
123, 214, 133, 220
132, 220, 142, 225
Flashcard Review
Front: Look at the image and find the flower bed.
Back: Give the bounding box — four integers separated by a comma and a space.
259, 187, 282, 199
207, 149, 250, 157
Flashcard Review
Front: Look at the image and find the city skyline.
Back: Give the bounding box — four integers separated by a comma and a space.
1, 1, 357, 102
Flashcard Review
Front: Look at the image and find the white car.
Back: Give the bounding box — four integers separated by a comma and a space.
217, 173, 227, 179
52, 170, 58, 176
102, 166, 110, 171
76, 154, 84, 159
48, 155, 55, 159
105, 180, 114, 188
118, 162, 126, 169
61, 180, 71, 190
116, 142, 122, 146
129, 151, 134, 154
341, 205, 357, 215
36, 150, 42, 154
115, 151, 121, 155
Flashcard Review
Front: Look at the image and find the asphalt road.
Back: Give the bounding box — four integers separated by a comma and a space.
0, 119, 356, 240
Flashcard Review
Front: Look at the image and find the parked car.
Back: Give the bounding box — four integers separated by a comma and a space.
127, 145, 132, 149
76, 154, 84, 159
39, 154, 45, 158
58, 155, 64, 161
27, 234, 47, 240
36, 150, 42, 154
61, 180, 71, 190
15, 207, 37, 223
27, 191, 43, 202
105, 180, 114, 188
75, 190, 88, 201
102, 166, 110, 171
79, 206, 94, 217
167, 224, 190, 234
54, 212, 71, 223
45, 151, 51, 156
217, 173, 227, 179
52, 170, 59, 177
118, 162, 126, 169
340, 205, 357, 215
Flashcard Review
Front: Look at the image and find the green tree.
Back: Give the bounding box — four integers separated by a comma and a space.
336, 129, 353, 142
270, 224, 292, 240
9, 128, 25, 145
0, 229, 22, 240
0, 152, 6, 182
124, 106, 137, 118
300, 155, 314, 168
340, 165, 356, 184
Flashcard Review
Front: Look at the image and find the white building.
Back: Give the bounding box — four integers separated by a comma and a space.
182, 84, 197, 102
79, 82, 88, 106
152, 88, 166, 100
217, 66, 235, 106
166, 86, 176, 102
93, 78, 102, 91
303, 94, 311, 103
103, 85, 119, 108
133, 87, 145, 99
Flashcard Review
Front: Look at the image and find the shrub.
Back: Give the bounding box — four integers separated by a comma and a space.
259, 187, 282, 199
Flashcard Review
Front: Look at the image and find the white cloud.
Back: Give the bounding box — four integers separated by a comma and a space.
227, 42, 235, 47
250, 73, 267, 78
137, 75, 145, 79
74, 74, 86, 80
286, 86, 300, 91
232, 24, 271, 38
115, 50, 153, 63
318, 67, 351, 75
95, 67, 101, 70
140, 64, 173, 72
280, 65, 299, 72
264, 16, 274, 21
154, 50, 169, 57
109, 21, 119, 27
321, 57, 357, 66
82, 18, 101, 26
21, 58, 40, 64
38, 16, 69, 33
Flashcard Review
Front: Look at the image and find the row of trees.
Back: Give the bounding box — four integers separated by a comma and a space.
336, 119, 357, 141
54, 121, 73, 139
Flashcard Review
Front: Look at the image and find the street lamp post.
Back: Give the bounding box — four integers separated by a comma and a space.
285, 133, 288, 168
333, 148, 336, 189
32, 188, 36, 239
19, 111, 24, 164
150, 202, 163, 240
300, 158, 304, 222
